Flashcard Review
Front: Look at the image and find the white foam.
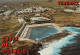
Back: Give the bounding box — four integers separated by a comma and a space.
36, 38, 39, 41
39, 34, 76, 55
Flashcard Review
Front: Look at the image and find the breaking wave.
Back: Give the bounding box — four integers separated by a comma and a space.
39, 27, 80, 55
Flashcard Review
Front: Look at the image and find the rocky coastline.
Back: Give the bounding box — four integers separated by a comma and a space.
11, 30, 70, 55
56, 24, 80, 27
12, 41, 42, 55
60, 33, 80, 55
40, 31, 70, 43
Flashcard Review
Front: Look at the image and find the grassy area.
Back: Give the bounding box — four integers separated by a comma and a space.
0, 20, 22, 36
41, 8, 80, 27
53, 12, 80, 27
0, 20, 22, 43
0, 20, 22, 54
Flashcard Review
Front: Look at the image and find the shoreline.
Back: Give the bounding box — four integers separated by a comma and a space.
60, 30, 80, 55
39, 27, 80, 55
56, 24, 80, 27
61, 26, 80, 27
40, 31, 70, 43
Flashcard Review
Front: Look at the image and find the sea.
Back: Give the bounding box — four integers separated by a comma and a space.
39, 27, 80, 55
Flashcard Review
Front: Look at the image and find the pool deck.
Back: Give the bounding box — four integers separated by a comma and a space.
19, 23, 66, 39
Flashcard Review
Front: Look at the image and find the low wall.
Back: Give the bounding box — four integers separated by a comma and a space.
15, 23, 26, 37
11, 23, 26, 44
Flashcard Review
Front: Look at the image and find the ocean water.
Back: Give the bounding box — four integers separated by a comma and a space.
39, 27, 80, 55
30, 26, 60, 41
63, 27, 80, 33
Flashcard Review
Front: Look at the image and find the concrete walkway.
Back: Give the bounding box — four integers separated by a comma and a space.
19, 23, 66, 39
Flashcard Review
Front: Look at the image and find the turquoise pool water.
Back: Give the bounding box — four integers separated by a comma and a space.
30, 26, 60, 41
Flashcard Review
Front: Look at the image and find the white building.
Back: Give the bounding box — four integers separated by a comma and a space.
64, 9, 75, 13
15, 7, 51, 15
75, 2, 80, 13
30, 17, 52, 24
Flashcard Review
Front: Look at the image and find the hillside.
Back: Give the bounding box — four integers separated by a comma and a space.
0, 0, 79, 8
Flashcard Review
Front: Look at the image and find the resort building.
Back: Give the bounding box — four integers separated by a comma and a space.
15, 7, 51, 15
64, 2, 80, 13
75, 2, 80, 13
0, 10, 13, 16
64, 9, 75, 13
30, 17, 52, 24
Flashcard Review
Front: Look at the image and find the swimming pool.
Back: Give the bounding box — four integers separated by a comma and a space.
30, 26, 60, 41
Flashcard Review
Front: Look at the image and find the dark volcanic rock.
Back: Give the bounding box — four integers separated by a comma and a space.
60, 34, 80, 55
40, 32, 69, 43
15, 41, 42, 55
